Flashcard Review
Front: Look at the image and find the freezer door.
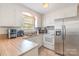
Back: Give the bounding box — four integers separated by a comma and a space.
55, 20, 64, 55
64, 18, 79, 56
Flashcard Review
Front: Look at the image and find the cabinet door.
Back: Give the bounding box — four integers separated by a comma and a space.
63, 6, 77, 18
33, 35, 43, 47
0, 4, 16, 26
37, 35, 43, 47
28, 35, 43, 48
15, 5, 24, 26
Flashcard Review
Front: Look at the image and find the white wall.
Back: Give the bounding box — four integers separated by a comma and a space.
43, 4, 78, 27
0, 3, 42, 34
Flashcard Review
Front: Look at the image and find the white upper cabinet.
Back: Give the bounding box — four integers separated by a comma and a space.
0, 4, 40, 27
43, 4, 79, 27
0, 4, 30, 27
0, 4, 17, 26
15, 4, 24, 27
60, 5, 78, 18
50, 4, 78, 19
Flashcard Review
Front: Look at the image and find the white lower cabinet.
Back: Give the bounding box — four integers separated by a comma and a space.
43, 43, 54, 50
28, 34, 43, 48
22, 47, 38, 56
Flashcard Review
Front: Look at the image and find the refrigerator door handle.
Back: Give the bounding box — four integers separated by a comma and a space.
64, 25, 66, 40
62, 25, 66, 40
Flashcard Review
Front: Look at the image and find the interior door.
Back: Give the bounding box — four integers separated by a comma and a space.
55, 19, 64, 55
64, 17, 79, 56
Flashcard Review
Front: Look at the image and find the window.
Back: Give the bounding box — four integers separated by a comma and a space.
22, 12, 37, 29
35, 16, 38, 27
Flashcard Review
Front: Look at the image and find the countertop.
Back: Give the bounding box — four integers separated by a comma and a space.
0, 37, 38, 56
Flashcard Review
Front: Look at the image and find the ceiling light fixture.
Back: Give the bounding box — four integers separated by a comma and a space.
42, 3, 48, 8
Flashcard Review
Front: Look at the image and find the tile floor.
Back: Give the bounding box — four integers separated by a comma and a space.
39, 47, 59, 56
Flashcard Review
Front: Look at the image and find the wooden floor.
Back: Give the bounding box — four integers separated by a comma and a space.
39, 47, 59, 56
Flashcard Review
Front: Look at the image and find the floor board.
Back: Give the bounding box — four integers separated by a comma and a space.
39, 47, 59, 56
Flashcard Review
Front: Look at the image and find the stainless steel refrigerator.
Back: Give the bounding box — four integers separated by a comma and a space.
55, 17, 79, 56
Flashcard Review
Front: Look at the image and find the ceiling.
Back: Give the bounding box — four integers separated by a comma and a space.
23, 3, 77, 14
